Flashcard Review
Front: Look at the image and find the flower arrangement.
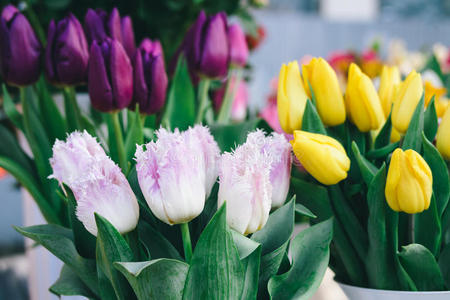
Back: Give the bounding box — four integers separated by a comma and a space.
278, 56, 450, 292
0, 4, 335, 300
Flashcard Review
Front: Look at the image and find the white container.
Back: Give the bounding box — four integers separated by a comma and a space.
339, 282, 450, 300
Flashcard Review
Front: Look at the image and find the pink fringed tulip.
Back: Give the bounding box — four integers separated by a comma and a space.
49, 131, 139, 236
218, 131, 273, 235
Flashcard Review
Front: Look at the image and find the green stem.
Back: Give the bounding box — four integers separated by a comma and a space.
111, 112, 127, 173
409, 214, 415, 244
63, 87, 83, 131
195, 79, 211, 124
217, 69, 242, 124
180, 222, 193, 263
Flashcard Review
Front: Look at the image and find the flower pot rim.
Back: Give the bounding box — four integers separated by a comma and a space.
337, 281, 450, 295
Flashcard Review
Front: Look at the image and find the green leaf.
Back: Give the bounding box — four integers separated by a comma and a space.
115, 259, 188, 300
365, 164, 402, 289
295, 203, 316, 219
182, 204, 245, 299
2, 84, 23, 130
375, 111, 393, 148
438, 243, 450, 288
124, 109, 144, 162
162, 55, 195, 131
95, 214, 135, 300
210, 118, 262, 152
301, 99, 327, 134
398, 244, 446, 291
50, 264, 96, 298
424, 55, 444, 82
268, 219, 333, 300
0, 123, 35, 176
366, 141, 399, 160
402, 94, 424, 152
14, 224, 98, 296
138, 222, 182, 260
422, 133, 450, 216
414, 194, 441, 257
424, 96, 438, 141
351, 141, 378, 185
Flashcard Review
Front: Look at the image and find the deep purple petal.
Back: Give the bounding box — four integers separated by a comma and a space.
108, 8, 123, 45
132, 49, 148, 111
88, 41, 113, 111
110, 39, 133, 109
121, 16, 135, 58
44, 20, 56, 82
147, 55, 168, 114
184, 10, 206, 72
84, 8, 107, 43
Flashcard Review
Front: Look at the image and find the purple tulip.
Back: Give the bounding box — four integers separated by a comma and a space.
88, 38, 133, 112
228, 23, 248, 67
84, 8, 122, 45
182, 10, 229, 79
132, 38, 167, 114
45, 14, 89, 85
121, 15, 135, 58
0, 5, 41, 86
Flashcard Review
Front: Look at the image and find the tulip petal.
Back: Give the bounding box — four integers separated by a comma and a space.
88, 41, 113, 111
110, 40, 133, 109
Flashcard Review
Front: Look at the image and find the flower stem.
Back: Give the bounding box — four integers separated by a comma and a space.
195, 79, 211, 124
409, 214, 415, 244
111, 112, 127, 173
180, 222, 193, 263
217, 69, 242, 124
63, 86, 83, 131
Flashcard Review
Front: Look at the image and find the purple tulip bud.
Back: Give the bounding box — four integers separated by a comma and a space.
121, 15, 135, 58
0, 5, 41, 86
228, 23, 248, 67
88, 38, 133, 112
132, 38, 167, 114
45, 14, 89, 85
183, 10, 229, 79
84, 8, 122, 45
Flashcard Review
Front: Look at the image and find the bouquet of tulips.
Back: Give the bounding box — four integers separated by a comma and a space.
278, 57, 450, 292
0, 4, 335, 300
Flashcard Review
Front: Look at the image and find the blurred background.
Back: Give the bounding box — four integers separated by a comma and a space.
1, 0, 450, 299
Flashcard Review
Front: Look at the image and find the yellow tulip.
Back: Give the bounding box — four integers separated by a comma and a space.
437, 105, 450, 160
302, 57, 346, 126
378, 65, 401, 117
391, 70, 424, 134
345, 63, 385, 132
291, 130, 350, 185
436, 98, 449, 118
277, 61, 308, 133
424, 80, 447, 107
385, 148, 432, 214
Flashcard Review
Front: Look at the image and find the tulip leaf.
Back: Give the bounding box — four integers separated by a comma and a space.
210, 118, 262, 152
422, 133, 450, 217
114, 259, 189, 300
95, 213, 135, 300
14, 224, 99, 296
367, 141, 399, 159
438, 243, 450, 288
398, 244, 446, 291
137, 222, 182, 261
183, 204, 245, 299
295, 203, 316, 218
351, 141, 378, 185
124, 108, 144, 163
2, 84, 23, 130
375, 111, 393, 149
402, 94, 425, 152
162, 55, 195, 131
414, 194, 441, 257
424, 96, 438, 141
301, 99, 327, 135
268, 218, 333, 300
50, 264, 96, 298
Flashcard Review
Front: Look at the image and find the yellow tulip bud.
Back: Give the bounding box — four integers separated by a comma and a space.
436, 98, 449, 118
302, 57, 346, 126
424, 80, 447, 107
291, 130, 350, 185
392, 70, 424, 134
378, 65, 401, 117
345, 63, 385, 132
437, 105, 450, 160
277, 61, 308, 133
385, 148, 433, 214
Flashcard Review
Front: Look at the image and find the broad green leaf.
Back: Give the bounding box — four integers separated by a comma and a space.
351, 141, 377, 185
414, 194, 441, 257
301, 99, 326, 134
50, 264, 96, 298
257, 242, 288, 299
210, 118, 262, 152
95, 214, 135, 300
0, 123, 35, 176
63, 87, 82, 132
398, 244, 446, 291
402, 94, 424, 152
105, 113, 120, 165
2, 84, 23, 130
124, 109, 144, 163
138, 221, 182, 260
375, 111, 393, 148
366, 141, 399, 159
115, 259, 188, 300
438, 243, 450, 288
162, 56, 195, 131
231, 230, 260, 260
268, 219, 333, 300
424, 96, 438, 141
14, 224, 98, 295
295, 203, 316, 218
422, 133, 450, 216
424, 55, 444, 82
182, 204, 245, 299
